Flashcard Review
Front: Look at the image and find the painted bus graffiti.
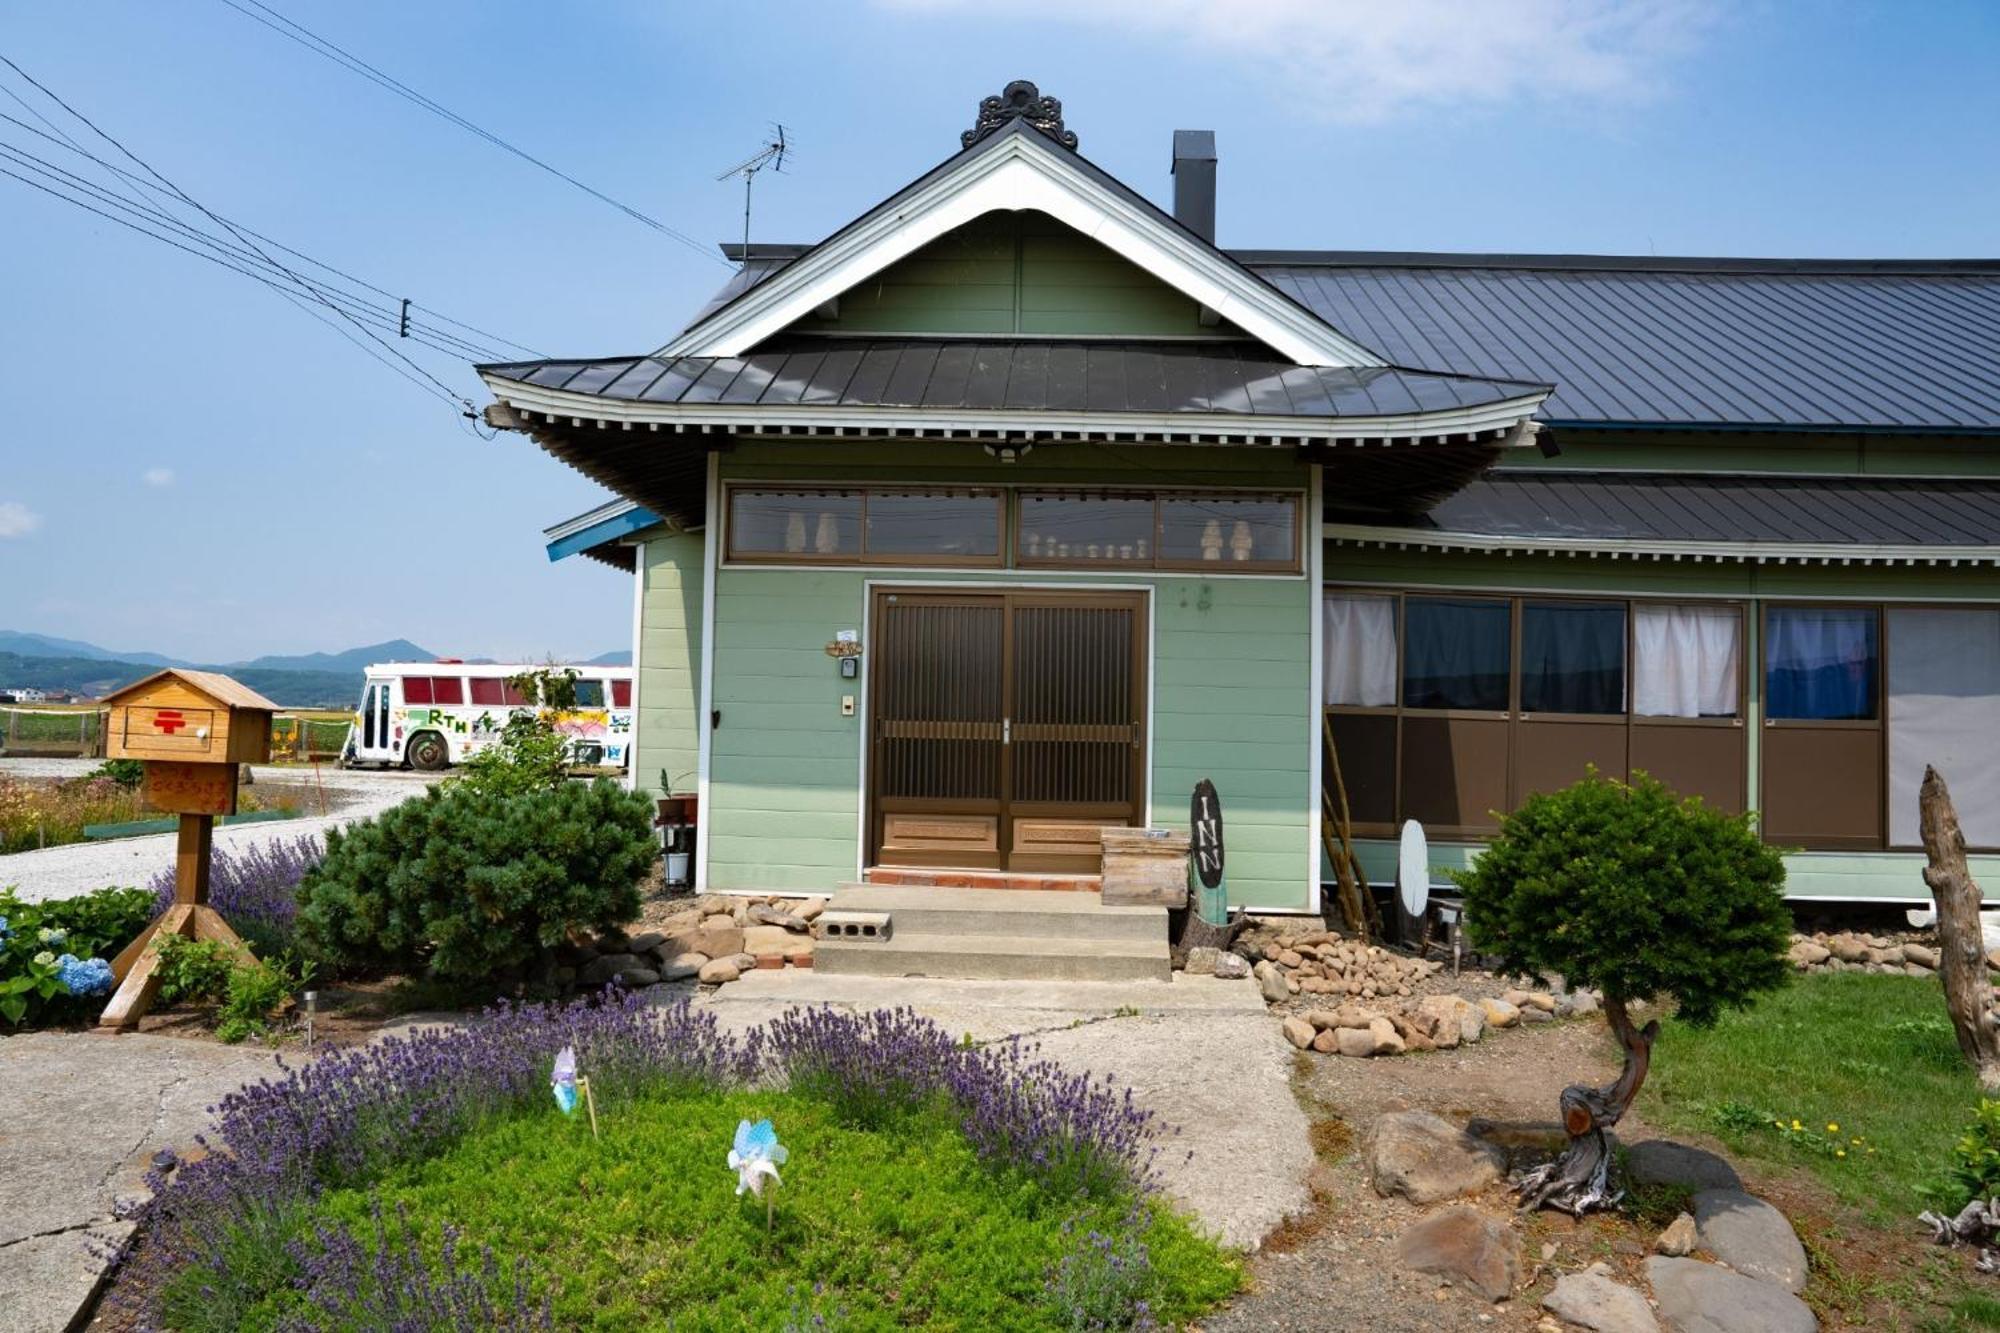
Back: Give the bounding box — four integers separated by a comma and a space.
343, 661, 634, 773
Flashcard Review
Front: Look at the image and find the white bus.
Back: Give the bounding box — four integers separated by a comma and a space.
343, 661, 634, 773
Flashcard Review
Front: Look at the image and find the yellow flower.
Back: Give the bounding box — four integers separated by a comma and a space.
1791, 1119, 1804, 1131
1836, 1149, 1847, 1158
1827, 1122, 1839, 1133
1851, 1138, 1862, 1146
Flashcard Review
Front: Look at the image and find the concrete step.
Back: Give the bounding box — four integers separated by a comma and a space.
829, 883, 1165, 944
814, 931, 1170, 982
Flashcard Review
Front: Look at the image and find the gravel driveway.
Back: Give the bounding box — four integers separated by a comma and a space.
0, 760, 437, 902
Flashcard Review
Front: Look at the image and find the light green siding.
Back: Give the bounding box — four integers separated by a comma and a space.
698, 443, 1316, 908
787, 210, 1239, 339
634, 530, 703, 797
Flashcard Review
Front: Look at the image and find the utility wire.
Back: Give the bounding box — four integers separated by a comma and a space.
0, 138, 502, 362
0, 54, 480, 415
216, 0, 730, 268
0, 109, 538, 357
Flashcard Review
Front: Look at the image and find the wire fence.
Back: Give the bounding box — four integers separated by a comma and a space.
0, 708, 351, 761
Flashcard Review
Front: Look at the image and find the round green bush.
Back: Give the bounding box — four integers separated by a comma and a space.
1454, 772, 1791, 1027
297, 779, 656, 981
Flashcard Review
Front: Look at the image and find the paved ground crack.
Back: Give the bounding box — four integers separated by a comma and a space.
0, 1217, 110, 1251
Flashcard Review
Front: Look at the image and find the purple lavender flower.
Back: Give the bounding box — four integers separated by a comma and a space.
150, 833, 321, 952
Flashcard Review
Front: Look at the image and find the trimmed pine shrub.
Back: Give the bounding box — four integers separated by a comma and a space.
296, 779, 655, 982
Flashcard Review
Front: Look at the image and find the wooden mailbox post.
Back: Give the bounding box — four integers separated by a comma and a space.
95, 669, 277, 1031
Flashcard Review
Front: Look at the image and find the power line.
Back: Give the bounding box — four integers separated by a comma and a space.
0, 109, 539, 358
0, 138, 502, 363
215, 0, 730, 268
0, 53, 480, 415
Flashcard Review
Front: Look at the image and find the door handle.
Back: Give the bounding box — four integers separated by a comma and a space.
1002, 718, 1011, 745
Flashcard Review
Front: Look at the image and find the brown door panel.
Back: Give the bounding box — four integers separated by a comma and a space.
1516, 720, 1628, 809
1630, 726, 1746, 815
1762, 727, 1883, 848
1400, 716, 1509, 836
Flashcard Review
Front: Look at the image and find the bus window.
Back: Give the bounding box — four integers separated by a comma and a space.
404, 676, 433, 705
470, 677, 504, 706
611, 679, 632, 708
432, 676, 465, 705
574, 679, 606, 708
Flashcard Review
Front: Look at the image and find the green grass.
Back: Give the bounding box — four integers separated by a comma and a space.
1641, 972, 1982, 1225
223, 1088, 1239, 1331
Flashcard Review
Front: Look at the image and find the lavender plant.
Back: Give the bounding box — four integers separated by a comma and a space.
150, 833, 322, 956
1039, 1207, 1160, 1332
276, 1200, 553, 1333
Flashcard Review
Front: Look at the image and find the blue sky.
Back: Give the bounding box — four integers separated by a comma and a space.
3, 0, 1997, 663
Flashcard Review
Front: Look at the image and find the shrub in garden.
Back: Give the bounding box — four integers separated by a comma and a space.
1453, 772, 1791, 1211
297, 779, 654, 982
149, 833, 321, 957
152, 934, 236, 1005
1942, 1099, 2000, 1210
0, 774, 146, 852
450, 667, 583, 799
0, 885, 153, 1026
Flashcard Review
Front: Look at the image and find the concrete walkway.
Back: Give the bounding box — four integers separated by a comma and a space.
1, 973, 1310, 1331
0, 1033, 280, 1333
0, 762, 436, 903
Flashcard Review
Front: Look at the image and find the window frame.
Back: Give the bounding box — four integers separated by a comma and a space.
1017, 487, 1303, 575
1323, 587, 1748, 840
1880, 602, 2000, 853
723, 485, 1006, 568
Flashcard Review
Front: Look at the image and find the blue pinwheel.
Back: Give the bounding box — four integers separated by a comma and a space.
551, 1046, 579, 1115
728, 1118, 788, 1198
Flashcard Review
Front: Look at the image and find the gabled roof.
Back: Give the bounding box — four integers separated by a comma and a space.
698, 247, 2000, 435
101, 668, 280, 711
1327, 470, 2000, 564
665, 118, 1382, 369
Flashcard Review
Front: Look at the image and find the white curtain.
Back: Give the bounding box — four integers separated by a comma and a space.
1889, 608, 2000, 848
1324, 594, 1397, 707
1633, 604, 1740, 718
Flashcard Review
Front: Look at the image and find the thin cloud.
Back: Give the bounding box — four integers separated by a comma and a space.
881, 0, 1720, 123
0, 501, 42, 538
143, 467, 176, 487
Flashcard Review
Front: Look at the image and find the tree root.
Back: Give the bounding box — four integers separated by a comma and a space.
1515, 997, 1659, 1215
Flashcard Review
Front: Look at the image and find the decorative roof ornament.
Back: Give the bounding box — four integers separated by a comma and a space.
962, 80, 1077, 151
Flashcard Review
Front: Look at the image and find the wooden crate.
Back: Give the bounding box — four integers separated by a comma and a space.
1099, 827, 1190, 908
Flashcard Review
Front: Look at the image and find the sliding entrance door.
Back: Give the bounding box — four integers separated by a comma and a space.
869, 589, 1147, 873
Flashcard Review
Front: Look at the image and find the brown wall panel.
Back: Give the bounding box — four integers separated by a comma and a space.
1400, 717, 1510, 836
1762, 728, 1883, 848
1327, 712, 1398, 832
1631, 726, 1746, 815
1516, 721, 1628, 809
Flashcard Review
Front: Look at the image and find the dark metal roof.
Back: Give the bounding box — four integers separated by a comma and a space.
1256, 258, 2000, 433
1336, 470, 2000, 550
683, 247, 2000, 434
481, 339, 1546, 419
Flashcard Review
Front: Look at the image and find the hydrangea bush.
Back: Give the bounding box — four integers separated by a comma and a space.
110, 990, 1178, 1330
0, 885, 152, 1026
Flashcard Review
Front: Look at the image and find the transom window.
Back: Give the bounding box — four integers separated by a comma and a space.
1020, 490, 1299, 572
726, 487, 1003, 565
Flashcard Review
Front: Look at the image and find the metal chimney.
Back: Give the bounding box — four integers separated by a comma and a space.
1171, 130, 1217, 243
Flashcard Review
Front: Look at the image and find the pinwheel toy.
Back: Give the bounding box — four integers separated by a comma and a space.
551, 1046, 579, 1115
728, 1118, 789, 1234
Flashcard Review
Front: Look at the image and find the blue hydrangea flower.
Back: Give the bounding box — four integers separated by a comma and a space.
0, 914, 12, 941
55, 954, 113, 997
38, 926, 66, 947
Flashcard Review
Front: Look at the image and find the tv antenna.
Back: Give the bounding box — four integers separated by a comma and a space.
717, 124, 790, 268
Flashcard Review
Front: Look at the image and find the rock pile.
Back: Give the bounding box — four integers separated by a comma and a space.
556, 894, 824, 991
1244, 925, 1444, 998
1787, 930, 1948, 977
1272, 984, 1589, 1058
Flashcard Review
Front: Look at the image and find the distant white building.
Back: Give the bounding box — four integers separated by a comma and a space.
0, 687, 48, 703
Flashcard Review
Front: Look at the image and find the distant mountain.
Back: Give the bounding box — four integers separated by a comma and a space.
232, 638, 435, 673
0, 631, 187, 667
0, 652, 359, 708
587, 650, 632, 666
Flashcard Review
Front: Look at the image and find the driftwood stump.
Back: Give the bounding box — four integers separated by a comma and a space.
1515, 995, 1658, 1214
1919, 766, 2000, 1091
1320, 712, 1382, 938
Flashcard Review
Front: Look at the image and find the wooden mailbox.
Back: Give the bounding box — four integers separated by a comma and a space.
96, 670, 279, 1031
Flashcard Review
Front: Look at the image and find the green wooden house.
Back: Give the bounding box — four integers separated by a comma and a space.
488, 82, 2000, 913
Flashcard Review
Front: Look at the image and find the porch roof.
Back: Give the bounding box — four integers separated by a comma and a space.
478, 338, 1550, 444
1325, 469, 2000, 565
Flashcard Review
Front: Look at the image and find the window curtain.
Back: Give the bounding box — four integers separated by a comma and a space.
1323, 594, 1397, 707
1633, 604, 1741, 718
1888, 608, 2000, 847
1402, 598, 1510, 711
1765, 607, 1878, 721
1521, 602, 1626, 714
